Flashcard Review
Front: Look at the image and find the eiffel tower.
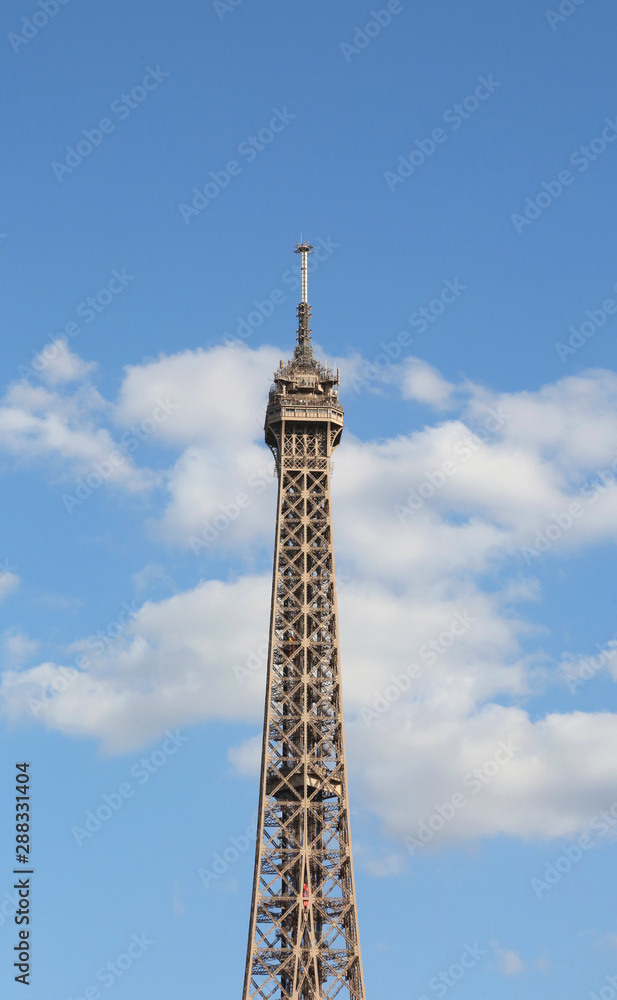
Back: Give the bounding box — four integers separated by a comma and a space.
242, 243, 366, 1000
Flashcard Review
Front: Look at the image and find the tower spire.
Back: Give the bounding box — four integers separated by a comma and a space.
294, 241, 314, 362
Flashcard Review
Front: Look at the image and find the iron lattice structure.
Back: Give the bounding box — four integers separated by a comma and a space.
242, 244, 366, 1000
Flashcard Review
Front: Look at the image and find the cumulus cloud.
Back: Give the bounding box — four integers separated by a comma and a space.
5, 567, 617, 845
350, 366, 617, 572
36, 341, 97, 386
1, 630, 39, 666
350, 705, 617, 843
113, 345, 281, 547
493, 946, 524, 975
0, 380, 151, 491
0, 576, 271, 754
466, 368, 617, 472
154, 443, 276, 550
559, 638, 617, 694
399, 357, 457, 410
3, 343, 617, 849
114, 344, 280, 447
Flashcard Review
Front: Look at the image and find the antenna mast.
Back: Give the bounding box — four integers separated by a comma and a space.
294, 241, 314, 361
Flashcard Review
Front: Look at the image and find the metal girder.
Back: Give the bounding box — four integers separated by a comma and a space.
242, 245, 365, 1000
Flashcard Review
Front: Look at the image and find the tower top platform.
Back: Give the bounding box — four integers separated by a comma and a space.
265, 242, 343, 446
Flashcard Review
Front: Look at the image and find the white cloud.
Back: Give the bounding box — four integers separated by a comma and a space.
6, 343, 617, 565
4, 569, 617, 845
333, 367, 617, 581
36, 592, 83, 612
0, 563, 19, 602
132, 563, 173, 593
2, 630, 38, 666
37, 341, 97, 386
154, 443, 276, 550
113, 345, 282, 547
493, 945, 524, 975
4, 344, 617, 849
0, 380, 150, 491
399, 357, 457, 409
560, 638, 617, 693
467, 368, 617, 472
355, 846, 406, 878
386, 707, 617, 842
115, 344, 280, 447
0, 575, 271, 754
229, 735, 261, 777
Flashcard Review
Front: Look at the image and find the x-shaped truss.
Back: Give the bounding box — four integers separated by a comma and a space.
243, 420, 365, 1000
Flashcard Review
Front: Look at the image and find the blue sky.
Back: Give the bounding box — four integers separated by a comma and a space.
2, 0, 617, 997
